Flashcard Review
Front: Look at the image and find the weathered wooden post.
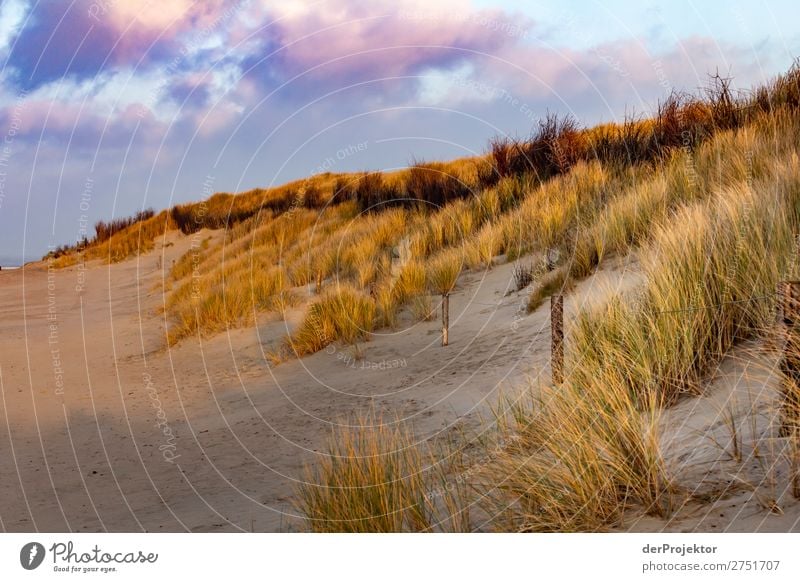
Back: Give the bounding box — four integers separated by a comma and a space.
442, 293, 450, 347
778, 282, 800, 433
551, 293, 564, 385
794, 437, 800, 500
778, 281, 800, 498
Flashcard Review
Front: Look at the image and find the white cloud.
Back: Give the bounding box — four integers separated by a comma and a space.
0, 0, 29, 56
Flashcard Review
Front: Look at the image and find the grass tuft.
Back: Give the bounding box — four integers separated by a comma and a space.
286, 286, 376, 356
294, 415, 471, 532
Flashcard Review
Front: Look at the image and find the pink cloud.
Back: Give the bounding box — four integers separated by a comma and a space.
456, 34, 774, 121
89, 0, 234, 38
255, 0, 534, 82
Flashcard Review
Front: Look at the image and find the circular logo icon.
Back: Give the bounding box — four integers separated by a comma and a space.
20, 542, 46, 570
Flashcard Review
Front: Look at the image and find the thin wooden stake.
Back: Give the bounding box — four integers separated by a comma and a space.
442, 293, 450, 347
551, 294, 564, 385
794, 438, 800, 500
778, 281, 800, 498
778, 282, 800, 432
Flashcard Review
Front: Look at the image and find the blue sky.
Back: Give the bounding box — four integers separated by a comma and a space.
0, 0, 797, 264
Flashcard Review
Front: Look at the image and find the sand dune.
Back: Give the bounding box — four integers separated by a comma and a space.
3, 231, 794, 531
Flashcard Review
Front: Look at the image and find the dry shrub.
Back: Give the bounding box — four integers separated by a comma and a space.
511, 261, 536, 291
93, 208, 155, 243
351, 172, 402, 213
586, 117, 651, 167
484, 113, 586, 184
405, 160, 473, 209
85, 210, 176, 263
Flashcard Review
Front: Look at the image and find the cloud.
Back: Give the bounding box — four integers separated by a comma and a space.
0, 0, 29, 56
265, 1, 529, 79
420, 34, 777, 125
0, 0, 788, 260
2, 0, 245, 91
0, 0, 538, 146
0, 0, 779, 150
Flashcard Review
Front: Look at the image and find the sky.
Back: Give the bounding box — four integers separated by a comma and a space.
0, 0, 797, 264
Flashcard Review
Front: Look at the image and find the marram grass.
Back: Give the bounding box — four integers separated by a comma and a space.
294, 114, 800, 532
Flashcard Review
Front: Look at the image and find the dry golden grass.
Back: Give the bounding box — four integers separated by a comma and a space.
465, 223, 502, 269
478, 382, 669, 531
294, 415, 471, 532
427, 250, 462, 296
80, 210, 176, 263
526, 265, 572, 312
571, 173, 800, 406
293, 106, 800, 532
51, 252, 81, 269
374, 283, 398, 329
156, 109, 800, 364
475, 150, 800, 532
284, 285, 376, 357
392, 260, 427, 304
492, 132, 800, 532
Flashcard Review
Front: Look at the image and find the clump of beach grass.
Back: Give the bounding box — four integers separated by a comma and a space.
427, 250, 462, 346
294, 415, 471, 532
285, 285, 376, 357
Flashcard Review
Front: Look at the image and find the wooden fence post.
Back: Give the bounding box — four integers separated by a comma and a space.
778, 281, 800, 498
551, 294, 564, 385
442, 294, 450, 347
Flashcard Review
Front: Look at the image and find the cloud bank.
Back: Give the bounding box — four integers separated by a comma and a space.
0, 0, 790, 261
